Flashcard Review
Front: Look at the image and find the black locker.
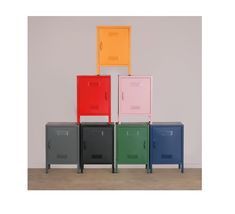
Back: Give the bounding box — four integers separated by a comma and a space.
80, 123, 114, 173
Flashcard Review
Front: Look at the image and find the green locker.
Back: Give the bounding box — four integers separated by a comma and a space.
116, 123, 149, 173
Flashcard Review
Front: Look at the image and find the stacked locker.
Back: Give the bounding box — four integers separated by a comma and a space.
46, 25, 184, 174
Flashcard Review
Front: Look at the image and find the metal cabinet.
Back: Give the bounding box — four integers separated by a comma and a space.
150, 122, 184, 173
97, 26, 131, 75
116, 123, 149, 172
80, 123, 114, 173
45, 122, 79, 173
118, 76, 152, 123
77, 75, 111, 124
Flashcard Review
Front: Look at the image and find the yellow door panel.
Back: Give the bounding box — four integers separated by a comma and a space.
97, 26, 131, 75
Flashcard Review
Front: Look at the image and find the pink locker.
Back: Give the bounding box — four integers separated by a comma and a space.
118, 75, 152, 123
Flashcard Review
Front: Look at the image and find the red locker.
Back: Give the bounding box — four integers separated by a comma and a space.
77, 75, 111, 124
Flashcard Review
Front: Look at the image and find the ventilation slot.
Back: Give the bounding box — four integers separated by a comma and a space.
90, 105, 99, 110
109, 32, 119, 36
88, 82, 100, 87
57, 154, 68, 159
130, 82, 140, 87
92, 154, 103, 159
56, 130, 69, 136
108, 56, 119, 61
161, 154, 172, 159
131, 105, 140, 110
159, 131, 174, 136
127, 154, 138, 159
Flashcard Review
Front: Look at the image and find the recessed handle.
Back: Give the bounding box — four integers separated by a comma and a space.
121, 92, 124, 100
83, 141, 87, 150
100, 41, 103, 50
153, 141, 156, 149
48, 140, 51, 149
143, 141, 146, 149
105, 92, 107, 100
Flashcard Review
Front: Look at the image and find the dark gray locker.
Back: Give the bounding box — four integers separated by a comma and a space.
45, 122, 79, 173
80, 123, 114, 173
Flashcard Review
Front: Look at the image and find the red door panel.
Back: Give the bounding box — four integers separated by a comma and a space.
77, 76, 111, 123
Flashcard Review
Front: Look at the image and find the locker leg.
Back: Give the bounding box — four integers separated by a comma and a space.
115, 163, 118, 173
96, 65, 100, 76
128, 65, 131, 76
178, 164, 181, 169
108, 115, 111, 124
81, 164, 84, 173
45, 163, 50, 173
77, 164, 80, 173
112, 163, 115, 173
181, 163, 184, 173
146, 163, 150, 173
149, 164, 152, 173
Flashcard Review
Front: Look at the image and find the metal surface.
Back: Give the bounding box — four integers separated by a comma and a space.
150, 123, 184, 173
77, 75, 111, 124
45, 123, 80, 173
118, 76, 152, 123
116, 123, 149, 173
80, 123, 114, 173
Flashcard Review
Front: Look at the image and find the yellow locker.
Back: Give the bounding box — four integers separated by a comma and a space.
97, 26, 131, 75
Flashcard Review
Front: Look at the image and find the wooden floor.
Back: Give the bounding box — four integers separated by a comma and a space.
28, 168, 201, 190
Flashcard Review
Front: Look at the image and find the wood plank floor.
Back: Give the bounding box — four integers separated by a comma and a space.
28, 168, 201, 190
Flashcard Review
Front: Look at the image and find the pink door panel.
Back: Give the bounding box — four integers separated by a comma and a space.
120, 77, 151, 114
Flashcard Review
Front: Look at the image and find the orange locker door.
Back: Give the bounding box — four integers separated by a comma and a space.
97, 27, 131, 75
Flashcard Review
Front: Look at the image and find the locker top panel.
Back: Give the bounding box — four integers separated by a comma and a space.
97, 26, 131, 29
77, 75, 111, 79
46, 122, 79, 127
80, 122, 114, 127
116, 122, 149, 128
150, 122, 184, 127
119, 75, 152, 79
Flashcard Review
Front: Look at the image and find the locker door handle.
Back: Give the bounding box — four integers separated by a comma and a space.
105, 92, 107, 100
100, 42, 103, 51
83, 141, 87, 150
121, 92, 124, 100
48, 140, 51, 149
153, 141, 156, 149
143, 141, 146, 149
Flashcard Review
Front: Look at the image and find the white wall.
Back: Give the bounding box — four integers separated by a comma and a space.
28, 16, 201, 168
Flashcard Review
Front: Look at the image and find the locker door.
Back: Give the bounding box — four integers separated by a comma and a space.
82, 127, 113, 164
78, 76, 110, 114
98, 28, 130, 65
120, 77, 151, 114
117, 127, 148, 164
154, 126, 182, 164
47, 127, 77, 164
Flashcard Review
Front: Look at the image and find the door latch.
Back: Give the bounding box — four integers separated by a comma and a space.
48, 140, 51, 149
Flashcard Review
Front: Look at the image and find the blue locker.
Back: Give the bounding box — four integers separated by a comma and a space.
150, 122, 184, 173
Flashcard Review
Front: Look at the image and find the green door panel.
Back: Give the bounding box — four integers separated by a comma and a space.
116, 124, 149, 164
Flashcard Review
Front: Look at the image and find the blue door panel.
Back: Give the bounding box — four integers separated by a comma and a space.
150, 125, 182, 164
